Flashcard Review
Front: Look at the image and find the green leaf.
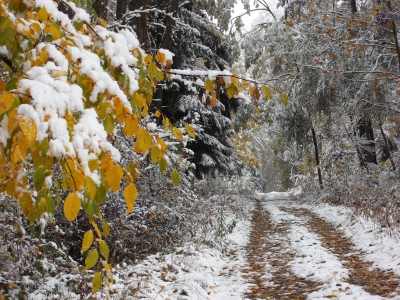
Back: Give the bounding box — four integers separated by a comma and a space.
85, 249, 99, 270
38, 138, 50, 156
159, 156, 167, 175
95, 184, 106, 204
99, 240, 109, 260
0, 27, 15, 46
33, 166, 50, 191
261, 85, 271, 100
102, 219, 110, 238
0, 17, 10, 30
104, 114, 114, 134
92, 272, 102, 293
171, 169, 180, 186
46, 196, 55, 214
6, 77, 18, 91
35, 187, 48, 206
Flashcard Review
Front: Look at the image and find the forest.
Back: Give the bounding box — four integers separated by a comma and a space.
1, 0, 400, 298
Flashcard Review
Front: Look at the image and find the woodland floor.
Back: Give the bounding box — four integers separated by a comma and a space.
27, 195, 400, 299
242, 199, 400, 300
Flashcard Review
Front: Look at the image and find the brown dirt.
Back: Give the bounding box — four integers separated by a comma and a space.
243, 201, 322, 299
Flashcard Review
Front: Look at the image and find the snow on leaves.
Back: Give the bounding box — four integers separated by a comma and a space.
0, 0, 290, 292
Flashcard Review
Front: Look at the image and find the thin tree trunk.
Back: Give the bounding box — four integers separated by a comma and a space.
159, 0, 178, 49
116, 0, 128, 20
379, 123, 396, 171
129, 0, 150, 51
350, 0, 357, 13
358, 117, 377, 165
311, 126, 323, 189
92, 0, 109, 20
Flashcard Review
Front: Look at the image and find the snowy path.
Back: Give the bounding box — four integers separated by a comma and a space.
95, 195, 400, 299
245, 197, 400, 299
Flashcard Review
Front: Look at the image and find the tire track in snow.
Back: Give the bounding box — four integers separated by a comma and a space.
282, 206, 400, 298
243, 201, 322, 299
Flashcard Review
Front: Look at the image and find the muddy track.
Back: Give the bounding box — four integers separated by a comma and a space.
282, 206, 400, 298
243, 201, 322, 299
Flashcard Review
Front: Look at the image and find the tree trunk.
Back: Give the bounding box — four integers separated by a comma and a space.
358, 117, 377, 165
116, 0, 128, 20
92, 0, 109, 20
311, 126, 323, 189
350, 0, 357, 13
129, 0, 151, 51
379, 123, 396, 171
159, 0, 179, 50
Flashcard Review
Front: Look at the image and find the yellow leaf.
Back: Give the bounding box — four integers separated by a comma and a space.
156, 51, 166, 68
156, 136, 167, 154
99, 240, 109, 260
12, 144, 25, 164
19, 117, 37, 146
51, 70, 67, 78
151, 145, 161, 164
85, 176, 97, 199
171, 169, 180, 186
0, 92, 15, 115
31, 22, 41, 34
107, 164, 123, 192
134, 128, 153, 153
172, 127, 183, 142
37, 7, 49, 21
242, 79, 248, 90
39, 49, 48, 63
133, 92, 147, 110
227, 84, 238, 99
88, 159, 100, 172
19, 192, 36, 223
154, 110, 161, 117
185, 124, 196, 138
72, 168, 85, 192
81, 230, 94, 253
281, 93, 289, 106
92, 272, 102, 293
91, 220, 102, 238
231, 75, 239, 86
50, 26, 60, 40
85, 249, 99, 270
102, 260, 114, 282
113, 97, 127, 124
124, 183, 137, 214
123, 113, 138, 138
262, 85, 271, 100
63, 192, 81, 222
205, 78, 214, 93
101, 153, 114, 174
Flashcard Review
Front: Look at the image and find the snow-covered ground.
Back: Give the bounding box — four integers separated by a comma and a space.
107, 217, 251, 299
26, 192, 400, 299
261, 192, 400, 299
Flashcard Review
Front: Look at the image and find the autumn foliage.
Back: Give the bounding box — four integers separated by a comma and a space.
0, 0, 288, 292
